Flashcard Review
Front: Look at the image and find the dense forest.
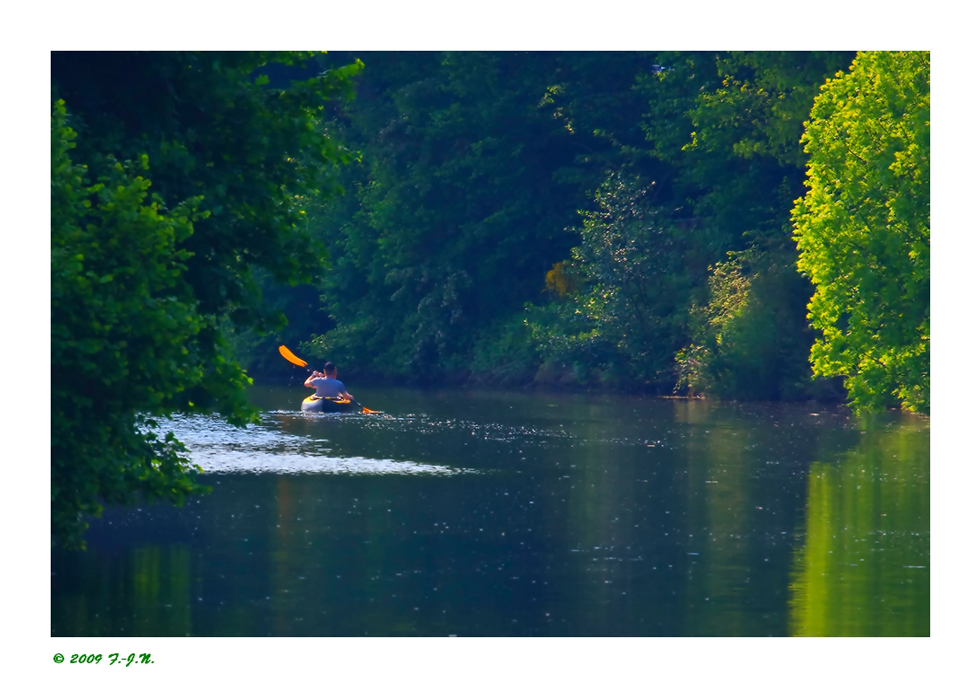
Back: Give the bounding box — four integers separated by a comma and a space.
239, 50, 928, 414
51, 51, 929, 547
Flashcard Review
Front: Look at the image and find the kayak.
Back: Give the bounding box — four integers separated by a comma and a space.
301, 395, 359, 413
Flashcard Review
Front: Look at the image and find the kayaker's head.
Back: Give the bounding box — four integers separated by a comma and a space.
323, 362, 338, 378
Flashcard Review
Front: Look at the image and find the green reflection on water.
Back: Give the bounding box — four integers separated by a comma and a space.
681, 407, 776, 636
789, 423, 929, 636
54, 545, 194, 636
130, 546, 193, 635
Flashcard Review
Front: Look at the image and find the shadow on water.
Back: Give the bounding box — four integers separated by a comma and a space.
51, 384, 929, 636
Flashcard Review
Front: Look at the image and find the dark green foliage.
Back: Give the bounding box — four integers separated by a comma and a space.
310, 52, 607, 381
559, 173, 700, 391
469, 311, 544, 386
637, 51, 855, 248
52, 51, 360, 330
676, 246, 824, 401
51, 52, 360, 547
299, 51, 884, 401
626, 51, 856, 399
222, 277, 335, 380
500, 52, 854, 398
538, 52, 662, 182
52, 103, 221, 547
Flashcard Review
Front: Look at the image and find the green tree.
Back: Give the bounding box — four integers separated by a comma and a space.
51, 52, 361, 547
311, 52, 590, 381
792, 51, 930, 414
632, 52, 853, 399
528, 52, 851, 397
51, 52, 360, 331
562, 172, 699, 390
52, 102, 221, 547
638, 51, 854, 248
675, 246, 818, 401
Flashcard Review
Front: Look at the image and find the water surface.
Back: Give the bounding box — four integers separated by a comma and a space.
51, 384, 929, 636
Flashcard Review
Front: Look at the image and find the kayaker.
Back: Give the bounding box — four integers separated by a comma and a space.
304, 362, 354, 401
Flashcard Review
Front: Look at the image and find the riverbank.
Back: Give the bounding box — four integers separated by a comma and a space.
249, 362, 851, 407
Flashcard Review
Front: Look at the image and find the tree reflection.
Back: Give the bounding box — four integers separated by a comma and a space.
789, 424, 929, 636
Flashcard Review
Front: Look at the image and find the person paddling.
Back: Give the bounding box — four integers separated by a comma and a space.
304, 362, 354, 401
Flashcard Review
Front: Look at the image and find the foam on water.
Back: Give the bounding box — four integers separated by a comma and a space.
151, 413, 472, 476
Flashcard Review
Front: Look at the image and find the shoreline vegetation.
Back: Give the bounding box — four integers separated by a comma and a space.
252, 367, 851, 407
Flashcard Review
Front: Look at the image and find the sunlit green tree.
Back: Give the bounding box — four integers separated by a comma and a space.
792, 51, 930, 414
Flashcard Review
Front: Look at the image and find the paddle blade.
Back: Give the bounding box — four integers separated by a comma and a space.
278, 345, 308, 368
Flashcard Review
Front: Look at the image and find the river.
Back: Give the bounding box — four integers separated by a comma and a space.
51, 383, 929, 636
